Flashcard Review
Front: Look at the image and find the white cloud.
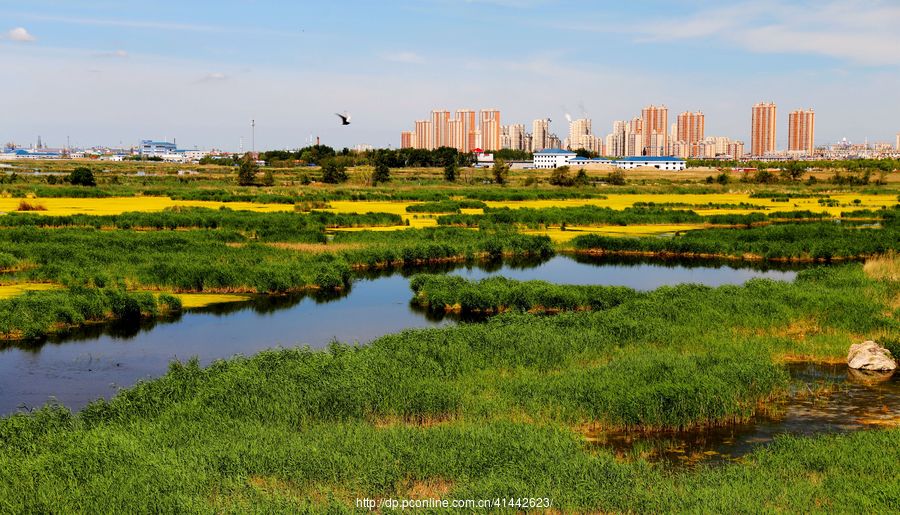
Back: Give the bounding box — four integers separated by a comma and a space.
16, 13, 300, 38
93, 49, 129, 58
198, 72, 228, 82
565, 0, 900, 67
380, 51, 425, 64
5, 27, 36, 42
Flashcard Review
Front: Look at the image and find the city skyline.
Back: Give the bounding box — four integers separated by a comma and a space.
3, 1, 900, 150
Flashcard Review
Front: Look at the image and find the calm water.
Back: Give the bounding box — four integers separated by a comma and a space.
0, 256, 799, 415
594, 363, 900, 467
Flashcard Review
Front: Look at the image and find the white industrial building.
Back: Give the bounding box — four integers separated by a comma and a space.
533, 150, 686, 171
613, 157, 686, 171
533, 149, 577, 169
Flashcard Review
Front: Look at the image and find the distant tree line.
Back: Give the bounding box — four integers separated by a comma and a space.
259, 145, 478, 169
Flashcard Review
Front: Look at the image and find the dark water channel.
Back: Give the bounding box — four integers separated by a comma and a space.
2, 255, 798, 417
592, 362, 900, 467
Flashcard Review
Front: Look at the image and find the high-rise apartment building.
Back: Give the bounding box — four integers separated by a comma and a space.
568, 118, 592, 150
431, 110, 451, 149
532, 119, 549, 152
788, 109, 815, 155
641, 105, 668, 156
896, 133, 900, 151
727, 141, 745, 159
548, 133, 563, 150
605, 120, 627, 157
624, 117, 643, 156
450, 109, 476, 152
501, 124, 526, 151
480, 109, 501, 151
677, 111, 705, 157
751, 102, 777, 156
400, 131, 413, 149
414, 119, 434, 150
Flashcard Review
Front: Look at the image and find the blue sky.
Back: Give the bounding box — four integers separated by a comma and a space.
2, 0, 899, 150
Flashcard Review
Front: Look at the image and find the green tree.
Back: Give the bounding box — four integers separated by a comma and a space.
780, 161, 806, 181
443, 162, 457, 182
321, 158, 349, 184
549, 166, 573, 186
237, 156, 258, 186
492, 158, 510, 185
574, 168, 590, 186
68, 167, 96, 187
604, 170, 627, 185
372, 160, 391, 185
261, 170, 275, 187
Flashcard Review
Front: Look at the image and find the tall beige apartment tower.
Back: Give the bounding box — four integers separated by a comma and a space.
431, 110, 451, 149
532, 119, 549, 152
896, 133, 900, 151
788, 109, 815, 154
414, 119, 434, 150
568, 118, 592, 150
677, 111, 705, 157
480, 109, 501, 151
450, 110, 476, 152
641, 105, 668, 156
400, 131, 413, 149
751, 102, 777, 156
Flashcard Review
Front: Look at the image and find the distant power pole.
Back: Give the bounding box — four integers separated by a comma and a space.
251, 119, 256, 154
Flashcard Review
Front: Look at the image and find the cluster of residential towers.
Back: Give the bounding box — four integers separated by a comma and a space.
400, 103, 820, 159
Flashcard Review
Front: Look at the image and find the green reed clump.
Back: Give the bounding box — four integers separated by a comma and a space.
0, 207, 403, 239
405, 200, 487, 213
410, 274, 641, 313
335, 228, 553, 267
0, 252, 16, 270
438, 206, 844, 229
0, 286, 179, 340
438, 206, 706, 228
0, 224, 552, 294
573, 222, 900, 260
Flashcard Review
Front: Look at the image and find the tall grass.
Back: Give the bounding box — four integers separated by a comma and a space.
573, 222, 900, 261
437, 205, 836, 228
0, 287, 181, 339
410, 274, 640, 313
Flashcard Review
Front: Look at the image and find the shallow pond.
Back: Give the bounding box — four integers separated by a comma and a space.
592, 362, 900, 467
0, 255, 800, 415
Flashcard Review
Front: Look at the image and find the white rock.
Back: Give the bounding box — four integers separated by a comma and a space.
847, 341, 897, 371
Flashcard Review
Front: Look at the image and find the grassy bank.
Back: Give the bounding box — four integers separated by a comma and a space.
0, 287, 181, 340
572, 222, 900, 261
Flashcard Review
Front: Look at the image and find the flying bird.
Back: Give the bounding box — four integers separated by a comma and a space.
335, 112, 351, 125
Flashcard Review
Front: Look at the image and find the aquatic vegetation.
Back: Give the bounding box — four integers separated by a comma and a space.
572, 222, 900, 261
410, 274, 641, 314
0, 287, 181, 340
